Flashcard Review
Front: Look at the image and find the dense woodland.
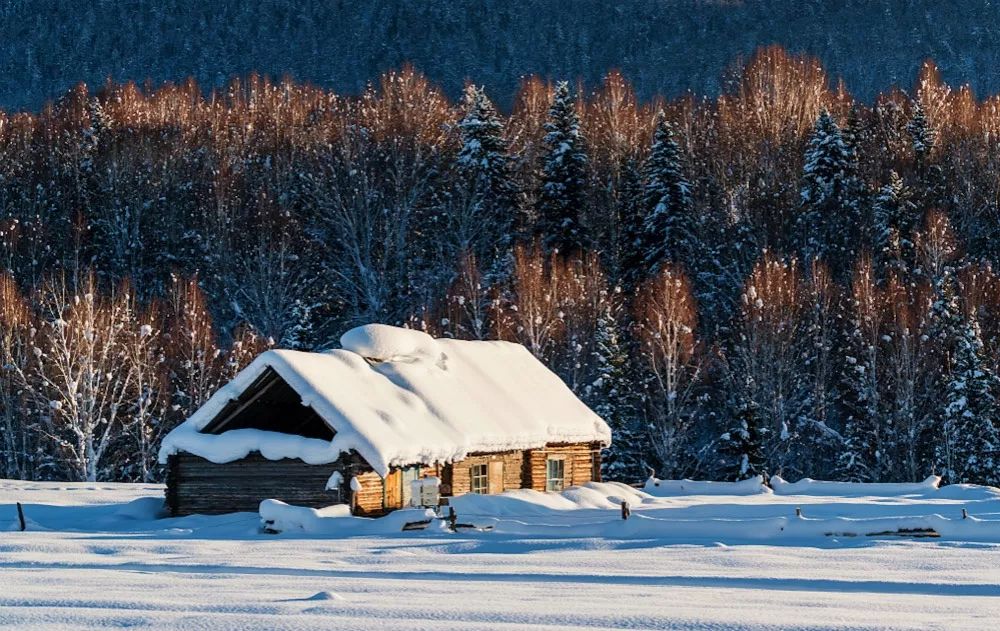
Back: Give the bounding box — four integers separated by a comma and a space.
2, 46, 1000, 487
6, 1, 1000, 110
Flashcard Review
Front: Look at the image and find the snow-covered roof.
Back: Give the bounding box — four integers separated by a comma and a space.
159, 324, 611, 476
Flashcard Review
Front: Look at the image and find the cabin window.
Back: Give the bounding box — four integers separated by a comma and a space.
546, 457, 565, 492
470, 463, 488, 494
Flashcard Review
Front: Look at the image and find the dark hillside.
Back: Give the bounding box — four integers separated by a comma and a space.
3, 0, 999, 110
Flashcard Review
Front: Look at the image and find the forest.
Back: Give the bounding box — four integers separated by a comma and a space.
6, 0, 1000, 110
1, 46, 999, 487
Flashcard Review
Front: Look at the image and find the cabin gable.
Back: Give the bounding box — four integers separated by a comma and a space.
200, 367, 334, 440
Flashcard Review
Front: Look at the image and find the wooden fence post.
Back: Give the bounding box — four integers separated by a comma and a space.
962, 508, 968, 520
795, 506, 802, 518
621, 500, 630, 521
16, 502, 25, 531
448, 506, 457, 531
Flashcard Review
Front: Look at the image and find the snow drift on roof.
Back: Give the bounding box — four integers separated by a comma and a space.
339, 323, 439, 361
159, 324, 611, 476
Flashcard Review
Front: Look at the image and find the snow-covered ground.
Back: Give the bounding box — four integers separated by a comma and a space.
3, 479, 1000, 630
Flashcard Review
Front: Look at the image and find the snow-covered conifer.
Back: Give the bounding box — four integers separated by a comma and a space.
935, 315, 1000, 485
716, 387, 767, 481
636, 112, 694, 279
872, 171, 918, 274
587, 299, 648, 483
800, 111, 851, 212
616, 157, 644, 286
456, 85, 521, 260
536, 81, 590, 255
797, 110, 862, 278
907, 102, 936, 169
837, 258, 889, 482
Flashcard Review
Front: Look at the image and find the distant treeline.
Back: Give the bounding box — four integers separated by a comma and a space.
5, 0, 1000, 110
2, 46, 1000, 488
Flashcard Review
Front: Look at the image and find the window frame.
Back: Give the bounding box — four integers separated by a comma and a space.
470, 463, 488, 494
546, 457, 565, 492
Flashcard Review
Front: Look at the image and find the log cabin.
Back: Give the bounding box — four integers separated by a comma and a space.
159, 324, 611, 517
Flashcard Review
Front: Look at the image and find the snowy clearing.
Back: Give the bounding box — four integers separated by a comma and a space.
3, 479, 1000, 629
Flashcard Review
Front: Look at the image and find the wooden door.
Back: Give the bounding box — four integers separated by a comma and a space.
384, 469, 402, 509
488, 460, 504, 494
400, 466, 420, 507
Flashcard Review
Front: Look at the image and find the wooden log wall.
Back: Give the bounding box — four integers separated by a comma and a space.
167, 452, 372, 516
351, 470, 386, 516
526, 442, 603, 491
447, 450, 526, 495
166, 442, 603, 518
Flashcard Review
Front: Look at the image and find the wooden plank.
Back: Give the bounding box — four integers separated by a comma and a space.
488, 460, 504, 494
349, 470, 385, 515
449, 450, 525, 495
169, 453, 364, 516
525, 443, 601, 492
384, 469, 402, 510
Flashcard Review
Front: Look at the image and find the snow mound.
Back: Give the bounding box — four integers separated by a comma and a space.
339, 324, 439, 361
259, 499, 437, 535
770, 475, 941, 496
643, 475, 770, 496
113, 497, 167, 520
304, 591, 345, 602
259, 499, 351, 533
934, 483, 1000, 500
450, 482, 652, 517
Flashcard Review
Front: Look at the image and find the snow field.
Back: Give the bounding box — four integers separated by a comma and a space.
3, 479, 1000, 629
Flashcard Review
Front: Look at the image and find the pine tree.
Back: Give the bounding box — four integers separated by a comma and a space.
841, 106, 863, 177
536, 81, 590, 255
837, 262, 887, 482
935, 315, 1000, 485
872, 171, 918, 274
616, 157, 644, 286
800, 111, 851, 213
906, 101, 944, 211
716, 388, 768, 481
926, 272, 965, 356
458, 86, 508, 173
587, 300, 648, 483
456, 85, 521, 261
797, 110, 862, 279
907, 102, 936, 170
635, 112, 694, 280
838, 349, 882, 482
